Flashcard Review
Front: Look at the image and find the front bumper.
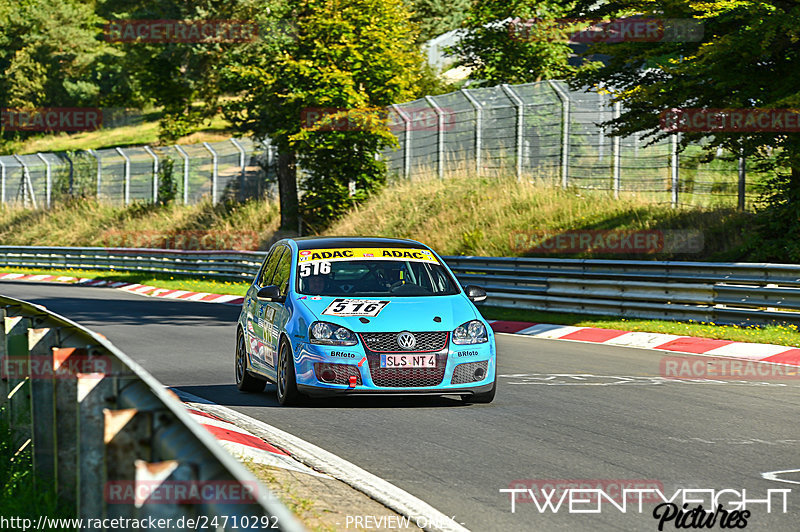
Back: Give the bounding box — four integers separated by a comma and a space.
295, 339, 495, 394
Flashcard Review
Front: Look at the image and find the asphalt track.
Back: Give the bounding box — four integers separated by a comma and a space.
3, 281, 799, 531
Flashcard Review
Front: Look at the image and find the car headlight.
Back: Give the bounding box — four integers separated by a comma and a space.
309, 321, 358, 346
452, 320, 488, 344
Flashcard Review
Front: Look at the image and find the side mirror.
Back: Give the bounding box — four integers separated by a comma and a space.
257, 285, 285, 303
464, 285, 487, 303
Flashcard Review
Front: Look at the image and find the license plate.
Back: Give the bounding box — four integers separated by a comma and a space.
380, 354, 436, 368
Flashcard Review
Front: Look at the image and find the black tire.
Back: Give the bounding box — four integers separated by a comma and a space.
276, 338, 300, 406
236, 330, 266, 392
462, 376, 496, 404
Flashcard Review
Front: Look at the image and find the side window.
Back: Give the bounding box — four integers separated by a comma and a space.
271, 249, 293, 297
257, 246, 286, 287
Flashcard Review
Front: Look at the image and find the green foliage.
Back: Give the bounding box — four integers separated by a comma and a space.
223, 0, 423, 231
570, 0, 800, 261
453, 0, 584, 85
158, 156, 178, 205
404, 0, 470, 43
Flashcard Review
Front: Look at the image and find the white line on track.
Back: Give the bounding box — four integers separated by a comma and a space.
172, 389, 469, 532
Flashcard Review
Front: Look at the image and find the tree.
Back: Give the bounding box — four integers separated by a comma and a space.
570, 0, 800, 260
452, 0, 582, 85
222, 0, 422, 232
404, 0, 470, 44
0, 0, 107, 115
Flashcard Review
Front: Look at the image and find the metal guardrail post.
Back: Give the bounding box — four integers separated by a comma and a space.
390, 104, 412, 180
87, 149, 102, 199
548, 81, 570, 188
230, 138, 247, 201
670, 134, 679, 207
143, 146, 159, 204
12, 155, 37, 209
424, 96, 445, 179
174, 145, 190, 205
460, 89, 483, 176
36, 153, 52, 208
203, 142, 219, 204
0, 157, 6, 205
612, 102, 621, 198
1, 294, 305, 531
501, 84, 524, 181
115, 147, 131, 206
738, 150, 746, 211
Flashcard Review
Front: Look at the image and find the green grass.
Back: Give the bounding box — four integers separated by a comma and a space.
0, 410, 73, 528
480, 306, 800, 348
0, 267, 250, 296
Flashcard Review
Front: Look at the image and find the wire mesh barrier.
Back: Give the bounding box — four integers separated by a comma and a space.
0, 294, 303, 530
384, 81, 764, 209
0, 81, 769, 209
2, 247, 800, 325
0, 138, 278, 208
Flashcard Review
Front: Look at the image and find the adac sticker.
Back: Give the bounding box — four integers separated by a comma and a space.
298, 248, 439, 263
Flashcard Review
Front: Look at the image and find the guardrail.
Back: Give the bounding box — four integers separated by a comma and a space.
2, 246, 800, 325
0, 294, 303, 531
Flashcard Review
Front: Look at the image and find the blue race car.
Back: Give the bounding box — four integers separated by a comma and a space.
235, 237, 496, 405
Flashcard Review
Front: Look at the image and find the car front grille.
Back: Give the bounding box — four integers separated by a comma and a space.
359, 331, 448, 353
314, 363, 362, 385
360, 331, 449, 387
451, 360, 488, 385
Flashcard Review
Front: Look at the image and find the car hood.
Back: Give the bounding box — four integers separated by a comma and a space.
297, 294, 479, 332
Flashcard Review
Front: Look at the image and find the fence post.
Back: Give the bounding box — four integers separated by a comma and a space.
501, 84, 524, 181
203, 142, 219, 204
424, 96, 445, 179
612, 102, 621, 199
143, 146, 159, 204
461, 89, 483, 176
670, 134, 679, 208
63, 153, 74, 196
174, 145, 190, 205
738, 150, 746, 211
548, 81, 570, 188
35, 153, 52, 208
12, 155, 37, 209
115, 147, 131, 206
0, 158, 6, 205
390, 104, 412, 180
87, 149, 102, 199
230, 138, 247, 201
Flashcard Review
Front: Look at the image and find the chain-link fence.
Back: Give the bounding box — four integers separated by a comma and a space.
384, 81, 766, 209
0, 138, 278, 208
0, 81, 769, 210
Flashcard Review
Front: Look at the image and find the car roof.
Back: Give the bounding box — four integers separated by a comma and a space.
291, 236, 428, 251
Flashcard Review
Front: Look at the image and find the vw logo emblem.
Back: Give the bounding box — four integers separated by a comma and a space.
397, 331, 417, 350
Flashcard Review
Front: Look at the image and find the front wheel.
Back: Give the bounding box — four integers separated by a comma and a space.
276, 339, 300, 406
236, 331, 266, 392
462, 376, 496, 404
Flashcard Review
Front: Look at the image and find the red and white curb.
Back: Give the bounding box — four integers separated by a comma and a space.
0, 272, 244, 306
174, 392, 328, 478
489, 320, 800, 367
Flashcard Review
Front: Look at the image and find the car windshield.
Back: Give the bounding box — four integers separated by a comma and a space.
295, 248, 460, 297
